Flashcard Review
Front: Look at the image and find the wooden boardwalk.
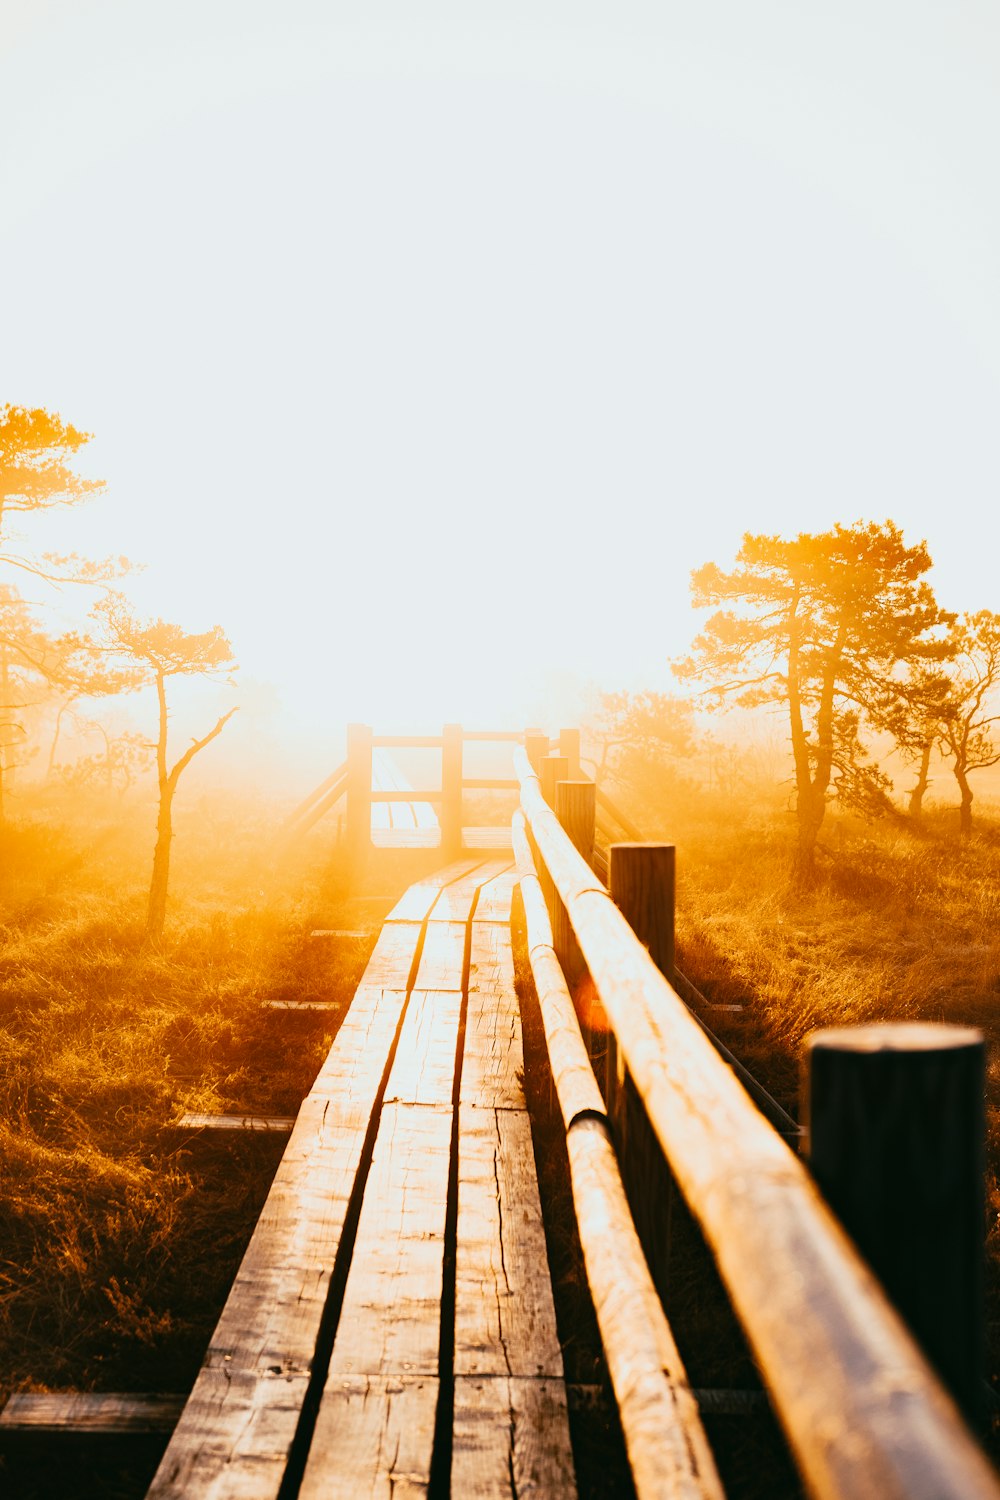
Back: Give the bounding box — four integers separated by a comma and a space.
148, 857, 575, 1499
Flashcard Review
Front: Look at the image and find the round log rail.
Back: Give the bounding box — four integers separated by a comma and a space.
513, 811, 724, 1500
513, 747, 1000, 1500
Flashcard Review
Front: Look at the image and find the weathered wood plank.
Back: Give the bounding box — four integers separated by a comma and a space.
299, 1376, 438, 1500
384, 990, 462, 1108
146, 1369, 310, 1497
310, 986, 409, 1098
0, 1393, 185, 1435
452, 1376, 577, 1498
360, 921, 424, 988
384, 860, 483, 922
414, 920, 467, 991
455, 1104, 562, 1379
309, 928, 371, 940
148, 970, 419, 1496
173, 1114, 294, 1133
427, 859, 508, 923
264, 999, 337, 1012
462, 922, 524, 1110
328, 1102, 451, 1379
469, 868, 517, 923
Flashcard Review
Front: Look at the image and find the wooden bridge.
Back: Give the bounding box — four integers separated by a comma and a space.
135, 727, 1000, 1497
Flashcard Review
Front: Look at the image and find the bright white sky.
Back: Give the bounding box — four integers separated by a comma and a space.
3, 2, 1000, 781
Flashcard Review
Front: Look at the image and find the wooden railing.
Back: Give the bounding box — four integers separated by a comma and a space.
513, 744, 1000, 1500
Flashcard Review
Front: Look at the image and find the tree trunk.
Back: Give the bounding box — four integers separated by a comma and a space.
908, 740, 932, 821
146, 668, 172, 942
793, 793, 826, 887
955, 765, 973, 837
146, 783, 173, 941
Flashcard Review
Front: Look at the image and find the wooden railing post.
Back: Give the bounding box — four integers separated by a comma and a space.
524, 728, 549, 775
345, 723, 373, 874
804, 1022, 985, 1423
441, 723, 464, 859
607, 843, 676, 979
540, 753, 568, 810
608, 842, 677, 1302
554, 781, 596, 981
538, 754, 569, 931
558, 727, 581, 780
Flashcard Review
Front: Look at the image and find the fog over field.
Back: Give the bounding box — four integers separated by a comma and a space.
3, 1, 1000, 788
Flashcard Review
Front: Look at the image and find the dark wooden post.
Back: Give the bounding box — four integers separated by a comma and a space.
345, 723, 373, 875
441, 723, 463, 859
608, 842, 678, 1302
804, 1022, 985, 1423
538, 754, 569, 931
554, 781, 596, 979
606, 843, 675, 979
524, 728, 549, 775
540, 753, 568, 810
558, 727, 581, 780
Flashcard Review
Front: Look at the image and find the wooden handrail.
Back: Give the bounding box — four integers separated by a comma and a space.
281, 759, 349, 831
513, 809, 724, 1500
514, 745, 1000, 1500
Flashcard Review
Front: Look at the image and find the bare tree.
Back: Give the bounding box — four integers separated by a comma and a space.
96, 593, 237, 940
935, 612, 1000, 836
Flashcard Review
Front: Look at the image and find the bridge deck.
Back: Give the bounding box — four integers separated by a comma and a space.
148, 858, 575, 1499
370, 827, 513, 850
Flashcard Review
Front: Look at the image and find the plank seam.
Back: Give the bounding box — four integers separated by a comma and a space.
427, 878, 482, 1500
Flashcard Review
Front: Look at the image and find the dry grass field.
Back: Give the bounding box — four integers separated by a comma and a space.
0, 787, 372, 1426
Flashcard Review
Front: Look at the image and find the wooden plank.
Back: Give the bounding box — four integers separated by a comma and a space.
414, 920, 467, 991
299, 1376, 438, 1500
462, 922, 524, 1110
328, 1102, 452, 1379
371, 829, 439, 849
360, 921, 424, 988
384, 860, 482, 922
427, 857, 508, 923
455, 1104, 562, 1379
265, 999, 337, 1012
308, 987, 408, 1098
0, 1393, 185, 1435
148, 982, 414, 1498
515, 747, 1000, 1500
452, 1376, 577, 1498
309, 928, 371, 939
470, 868, 517, 924
384, 991, 462, 1108
173, 1113, 294, 1133
148, 1369, 310, 1497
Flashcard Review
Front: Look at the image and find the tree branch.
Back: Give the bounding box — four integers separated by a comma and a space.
167, 707, 238, 789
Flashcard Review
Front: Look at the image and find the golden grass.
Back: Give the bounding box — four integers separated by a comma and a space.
0, 787, 372, 1406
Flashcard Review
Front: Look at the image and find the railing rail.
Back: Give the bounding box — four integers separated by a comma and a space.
514, 744, 1000, 1500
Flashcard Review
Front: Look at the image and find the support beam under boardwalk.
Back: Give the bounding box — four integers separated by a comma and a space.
147, 858, 576, 1499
